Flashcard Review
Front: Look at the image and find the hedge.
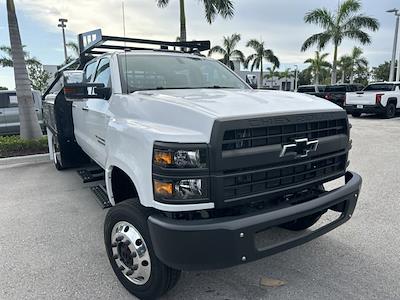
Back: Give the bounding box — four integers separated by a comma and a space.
0, 135, 49, 158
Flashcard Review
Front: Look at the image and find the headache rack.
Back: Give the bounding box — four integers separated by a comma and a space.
43, 29, 211, 97
78, 29, 210, 60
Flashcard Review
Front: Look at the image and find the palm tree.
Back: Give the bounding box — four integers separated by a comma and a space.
301, 0, 379, 84
208, 33, 244, 70
279, 68, 294, 91
7, 0, 42, 139
263, 66, 279, 87
156, 0, 234, 42
304, 51, 331, 85
337, 55, 352, 83
0, 45, 40, 67
347, 47, 368, 83
245, 39, 280, 88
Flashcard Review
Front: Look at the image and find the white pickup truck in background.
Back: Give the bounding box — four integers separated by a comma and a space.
345, 82, 400, 118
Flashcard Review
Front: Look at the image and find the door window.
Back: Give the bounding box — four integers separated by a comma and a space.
84, 61, 98, 83
94, 58, 111, 87
0, 93, 10, 108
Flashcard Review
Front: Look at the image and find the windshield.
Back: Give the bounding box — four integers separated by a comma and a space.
118, 54, 248, 93
363, 84, 395, 92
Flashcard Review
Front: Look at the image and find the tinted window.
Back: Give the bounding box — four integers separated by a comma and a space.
363, 84, 394, 91
94, 58, 111, 87
325, 85, 347, 92
84, 61, 98, 82
297, 86, 315, 93
0, 93, 9, 108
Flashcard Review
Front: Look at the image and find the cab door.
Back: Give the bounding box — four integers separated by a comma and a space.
84, 57, 112, 167
5, 92, 19, 135
72, 59, 98, 157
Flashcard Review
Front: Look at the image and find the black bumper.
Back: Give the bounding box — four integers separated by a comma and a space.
148, 171, 362, 271
345, 104, 384, 114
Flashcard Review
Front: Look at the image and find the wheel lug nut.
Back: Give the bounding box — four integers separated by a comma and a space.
124, 240, 131, 246
131, 252, 137, 258
116, 236, 124, 242
113, 254, 119, 259
126, 270, 134, 276
119, 265, 125, 271
132, 264, 139, 270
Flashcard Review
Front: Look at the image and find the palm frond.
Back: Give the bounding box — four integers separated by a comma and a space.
231, 49, 245, 63
343, 15, 379, 32
214, 0, 235, 18
244, 53, 256, 69
337, 0, 361, 22
263, 49, 280, 68
246, 39, 262, 52
156, 0, 169, 8
304, 8, 334, 29
301, 32, 331, 51
208, 45, 226, 57
343, 29, 371, 44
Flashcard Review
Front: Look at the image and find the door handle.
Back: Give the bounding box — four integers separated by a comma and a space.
82, 107, 89, 111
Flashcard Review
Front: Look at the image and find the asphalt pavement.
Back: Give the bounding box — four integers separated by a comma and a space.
0, 115, 399, 300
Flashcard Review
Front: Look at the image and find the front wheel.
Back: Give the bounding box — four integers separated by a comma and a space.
384, 103, 396, 119
104, 200, 181, 300
52, 135, 64, 170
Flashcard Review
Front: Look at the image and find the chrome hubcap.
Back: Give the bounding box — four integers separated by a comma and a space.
111, 221, 151, 285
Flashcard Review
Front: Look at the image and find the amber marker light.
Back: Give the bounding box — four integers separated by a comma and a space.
153, 150, 173, 166
154, 180, 174, 197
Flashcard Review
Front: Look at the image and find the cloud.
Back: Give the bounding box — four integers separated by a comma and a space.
1, 0, 396, 69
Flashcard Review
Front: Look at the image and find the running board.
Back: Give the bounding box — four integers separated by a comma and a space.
91, 185, 112, 209
77, 167, 105, 183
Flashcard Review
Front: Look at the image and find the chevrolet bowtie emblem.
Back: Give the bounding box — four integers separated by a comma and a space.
280, 138, 319, 158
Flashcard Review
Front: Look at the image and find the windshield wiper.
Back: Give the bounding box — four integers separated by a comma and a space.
200, 85, 238, 89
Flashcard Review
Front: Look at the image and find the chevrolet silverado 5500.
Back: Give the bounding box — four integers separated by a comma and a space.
43, 30, 362, 299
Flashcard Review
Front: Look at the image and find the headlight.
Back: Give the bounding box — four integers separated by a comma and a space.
152, 143, 209, 203
153, 178, 207, 201
153, 147, 207, 169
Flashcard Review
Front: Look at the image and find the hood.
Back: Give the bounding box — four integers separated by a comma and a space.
136, 89, 343, 120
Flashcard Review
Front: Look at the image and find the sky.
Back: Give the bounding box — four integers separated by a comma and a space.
0, 0, 398, 89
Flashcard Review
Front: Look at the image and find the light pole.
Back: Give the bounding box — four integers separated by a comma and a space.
58, 18, 68, 62
387, 9, 399, 81
294, 65, 299, 91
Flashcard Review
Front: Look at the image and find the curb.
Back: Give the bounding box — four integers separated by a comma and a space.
0, 153, 51, 166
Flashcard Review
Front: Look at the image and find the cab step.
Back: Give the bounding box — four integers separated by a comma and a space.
91, 184, 112, 209
77, 167, 105, 183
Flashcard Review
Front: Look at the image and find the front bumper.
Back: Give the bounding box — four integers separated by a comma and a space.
148, 171, 362, 271
345, 104, 385, 114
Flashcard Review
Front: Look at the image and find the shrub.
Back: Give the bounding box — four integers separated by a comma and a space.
0, 135, 49, 158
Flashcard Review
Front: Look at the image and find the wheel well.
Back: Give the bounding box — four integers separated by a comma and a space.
387, 97, 397, 106
111, 167, 139, 204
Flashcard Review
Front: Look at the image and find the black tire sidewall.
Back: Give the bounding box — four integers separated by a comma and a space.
104, 200, 177, 300
386, 103, 396, 118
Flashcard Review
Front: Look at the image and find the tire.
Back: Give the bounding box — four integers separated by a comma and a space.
104, 200, 181, 300
351, 112, 362, 118
280, 212, 324, 231
384, 103, 396, 119
52, 135, 65, 170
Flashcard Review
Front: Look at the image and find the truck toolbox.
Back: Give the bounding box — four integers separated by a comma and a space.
148, 171, 361, 270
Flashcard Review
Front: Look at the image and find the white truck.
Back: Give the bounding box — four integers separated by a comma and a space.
345, 82, 400, 118
43, 30, 362, 300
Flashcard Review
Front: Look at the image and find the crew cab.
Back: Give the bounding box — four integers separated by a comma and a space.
345, 82, 400, 118
43, 30, 362, 300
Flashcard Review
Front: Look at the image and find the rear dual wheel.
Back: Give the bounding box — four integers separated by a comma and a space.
104, 200, 181, 300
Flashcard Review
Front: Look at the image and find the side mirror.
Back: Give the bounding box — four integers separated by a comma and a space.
63, 70, 106, 101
